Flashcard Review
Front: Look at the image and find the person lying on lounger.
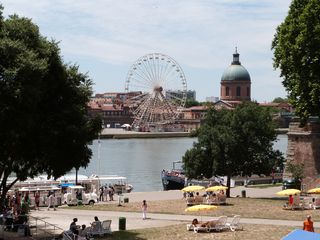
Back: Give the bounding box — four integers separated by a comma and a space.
192, 218, 217, 228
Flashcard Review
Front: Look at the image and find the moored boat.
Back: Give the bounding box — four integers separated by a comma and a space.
161, 161, 186, 191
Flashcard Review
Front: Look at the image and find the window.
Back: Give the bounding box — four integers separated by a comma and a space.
247, 87, 250, 97
236, 87, 241, 96
226, 87, 229, 96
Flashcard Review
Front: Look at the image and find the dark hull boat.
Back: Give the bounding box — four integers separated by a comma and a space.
161, 161, 185, 190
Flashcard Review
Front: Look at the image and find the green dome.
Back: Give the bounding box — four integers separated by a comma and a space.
221, 64, 251, 81
221, 50, 251, 81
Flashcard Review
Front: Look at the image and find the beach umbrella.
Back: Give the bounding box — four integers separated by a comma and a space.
185, 204, 218, 212
276, 189, 301, 196
185, 204, 217, 222
307, 188, 320, 194
181, 185, 205, 192
205, 186, 228, 192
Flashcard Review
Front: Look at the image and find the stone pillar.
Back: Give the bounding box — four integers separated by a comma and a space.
284, 118, 320, 191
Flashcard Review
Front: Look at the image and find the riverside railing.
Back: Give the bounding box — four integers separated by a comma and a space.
29, 215, 65, 239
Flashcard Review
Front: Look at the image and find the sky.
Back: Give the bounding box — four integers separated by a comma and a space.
1, 0, 292, 102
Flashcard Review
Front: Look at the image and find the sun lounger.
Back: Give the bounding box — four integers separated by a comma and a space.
208, 215, 228, 232
226, 215, 242, 231
189, 216, 228, 233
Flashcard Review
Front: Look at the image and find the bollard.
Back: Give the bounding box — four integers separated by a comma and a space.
241, 190, 246, 198
119, 217, 126, 230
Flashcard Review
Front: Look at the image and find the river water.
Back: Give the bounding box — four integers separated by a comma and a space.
78, 135, 288, 192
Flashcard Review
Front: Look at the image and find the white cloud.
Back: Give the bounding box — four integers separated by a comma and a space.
1, 0, 291, 101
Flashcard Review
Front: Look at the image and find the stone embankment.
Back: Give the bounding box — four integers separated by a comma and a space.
100, 128, 288, 139
100, 128, 190, 139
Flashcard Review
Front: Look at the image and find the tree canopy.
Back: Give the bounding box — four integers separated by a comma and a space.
182, 102, 284, 197
0, 6, 101, 206
272, 97, 288, 103
272, 0, 320, 125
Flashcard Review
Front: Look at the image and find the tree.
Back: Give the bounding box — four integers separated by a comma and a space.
286, 162, 304, 188
272, 0, 320, 125
183, 102, 284, 197
272, 97, 288, 103
0, 7, 101, 208
185, 99, 200, 108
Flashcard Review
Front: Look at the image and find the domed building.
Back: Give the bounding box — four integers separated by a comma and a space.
220, 49, 251, 102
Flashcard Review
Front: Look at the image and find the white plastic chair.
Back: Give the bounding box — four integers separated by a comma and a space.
226, 215, 241, 231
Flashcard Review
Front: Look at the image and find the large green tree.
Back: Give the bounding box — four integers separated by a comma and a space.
183, 102, 284, 197
272, 0, 320, 125
0, 7, 101, 207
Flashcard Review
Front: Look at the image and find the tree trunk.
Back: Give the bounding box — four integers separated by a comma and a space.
226, 175, 231, 198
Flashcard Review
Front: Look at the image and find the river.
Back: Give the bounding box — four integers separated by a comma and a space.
78, 135, 288, 192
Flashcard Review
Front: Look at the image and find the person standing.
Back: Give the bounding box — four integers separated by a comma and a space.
141, 200, 147, 220
303, 215, 314, 232
34, 191, 40, 210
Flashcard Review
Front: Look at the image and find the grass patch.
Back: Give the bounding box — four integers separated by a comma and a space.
67, 197, 320, 221
97, 223, 298, 240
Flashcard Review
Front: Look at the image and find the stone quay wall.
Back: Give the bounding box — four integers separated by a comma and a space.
284, 119, 320, 191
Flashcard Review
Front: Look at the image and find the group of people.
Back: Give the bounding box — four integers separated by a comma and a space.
1, 208, 31, 236
185, 190, 226, 205
67, 216, 101, 239
98, 185, 115, 202
206, 190, 226, 203
4, 192, 31, 215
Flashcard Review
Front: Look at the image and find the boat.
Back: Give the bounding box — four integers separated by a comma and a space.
161, 161, 234, 191
161, 161, 186, 190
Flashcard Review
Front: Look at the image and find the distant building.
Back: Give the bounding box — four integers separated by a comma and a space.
166, 90, 196, 101
88, 92, 140, 128
220, 49, 251, 103
206, 96, 219, 103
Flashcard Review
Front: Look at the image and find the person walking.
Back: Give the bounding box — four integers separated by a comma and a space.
303, 215, 314, 232
47, 192, 56, 211
141, 200, 147, 220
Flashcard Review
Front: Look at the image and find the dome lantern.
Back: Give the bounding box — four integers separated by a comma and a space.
232, 47, 241, 65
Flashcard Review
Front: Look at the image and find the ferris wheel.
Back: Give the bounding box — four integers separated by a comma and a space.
125, 53, 187, 128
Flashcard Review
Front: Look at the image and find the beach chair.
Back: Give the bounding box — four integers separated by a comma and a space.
301, 197, 313, 210
101, 220, 112, 235
186, 197, 195, 206
62, 230, 76, 240
88, 221, 103, 237
313, 197, 320, 209
226, 215, 242, 231
208, 216, 228, 232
